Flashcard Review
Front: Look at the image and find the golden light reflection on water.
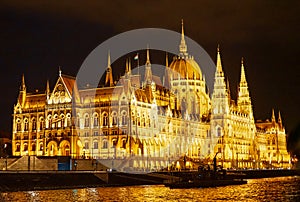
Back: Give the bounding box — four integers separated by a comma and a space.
1, 176, 299, 202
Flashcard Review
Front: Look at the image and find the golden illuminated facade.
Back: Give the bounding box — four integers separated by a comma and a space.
12, 22, 290, 170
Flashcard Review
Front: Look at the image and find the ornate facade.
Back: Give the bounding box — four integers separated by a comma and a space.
12, 22, 290, 170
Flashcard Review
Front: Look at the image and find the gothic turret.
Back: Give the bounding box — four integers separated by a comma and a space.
278, 111, 283, 128
144, 47, 152, 85
105, 51, 114, 87
46, 80, 50, 100
237, 58, 253, 117
212, 46, 229, 115
18, 74, 26, 107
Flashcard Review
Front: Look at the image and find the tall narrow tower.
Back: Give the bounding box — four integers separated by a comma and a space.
18, 74, 26, 107
237, 58, 253, 118
144, 47, 153, 85
211, 46, 229, 115
105, 51, 114, 87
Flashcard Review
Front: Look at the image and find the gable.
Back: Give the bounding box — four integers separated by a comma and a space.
48, 77, 72, 104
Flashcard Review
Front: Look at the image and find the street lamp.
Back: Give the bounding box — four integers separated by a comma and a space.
4, 144, 7, 170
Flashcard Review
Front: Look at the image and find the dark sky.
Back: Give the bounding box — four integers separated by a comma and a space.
0, 0, 299, 136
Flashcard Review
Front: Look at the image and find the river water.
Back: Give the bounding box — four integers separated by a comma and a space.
0, 176, 299, 201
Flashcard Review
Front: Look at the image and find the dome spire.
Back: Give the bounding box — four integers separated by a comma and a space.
179, 19, 188, 57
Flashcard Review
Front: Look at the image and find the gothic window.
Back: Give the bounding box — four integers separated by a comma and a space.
122, 139, 126, 148
24, 119, 29, 131
16, 144, 20, 152
102, 113, 108, 126
46, 115, 51, 129
137, 113, 141, 126
84, 114, 90, 127
112, 139, 117, 147
93, 131, 99, 136
31, 143, 36, 151
16, 119, 21, 131
39, 117, 44, 130
93, 141, 98, 149
272, 138, 275, 145
147, 116, 151, 127
121, 111, 127, 125
23, 143, 28, 151
93, 114, 99, 127
102, 139, 108, 149
84, 142, 89, 149
39, 143, 43, 151
217, 127, 222, 137
32, 118, 37, 131
112, 116, 117, 126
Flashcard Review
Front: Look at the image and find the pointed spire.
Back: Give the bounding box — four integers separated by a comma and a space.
18, 74, 26, 106
146, 45, 150, 66
59, 66, 62, 77
227, 78, 231, 100
278, 111, 283, 128
105, 51, 114, 87
46, 80, 50, 100
278, 111, 282, 123
240, 57, 247, 83
125, 58, 129, 73
129, 58, 131, 73
216, 44, 223, 75
144, 47, 152, 85
179, 19, 188, 57
165, 52, 169, 67
20, 74, 26, 91
46, 80, 50, 94
271, 109, 276, 123
107, 50, 111, 67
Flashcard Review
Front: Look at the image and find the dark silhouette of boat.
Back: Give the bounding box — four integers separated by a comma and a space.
164, 153, 247, 189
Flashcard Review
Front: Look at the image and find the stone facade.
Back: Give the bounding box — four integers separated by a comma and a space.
12, 22, 290, 171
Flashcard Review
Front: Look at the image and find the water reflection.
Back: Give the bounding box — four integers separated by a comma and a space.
1, 176, 299, 201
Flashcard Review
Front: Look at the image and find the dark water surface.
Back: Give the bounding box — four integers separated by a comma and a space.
1, 176, 299, 201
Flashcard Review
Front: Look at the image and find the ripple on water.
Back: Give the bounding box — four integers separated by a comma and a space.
0, 176, 299, 202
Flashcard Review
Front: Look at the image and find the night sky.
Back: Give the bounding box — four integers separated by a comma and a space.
0, 1, 299, 144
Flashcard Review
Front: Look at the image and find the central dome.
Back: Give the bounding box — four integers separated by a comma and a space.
169, 56, 203, 80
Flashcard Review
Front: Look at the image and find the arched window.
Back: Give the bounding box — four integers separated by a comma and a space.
112, 115, 118, 126
121, 111, 127, 125
16, 144, 20, 152
16, 119, 21, 131
112, 139, 117, 147
272, 138, 276, 145
102, 113, 108, 126
84, 142, 89, 149
23, 143, 28, 151
217, 127, 222, 137
32, 118, 37, 131
84, 114, 90, 127
39, 143, 43, 151
39, 117, 44, 130
24, 119, 29, 131
93, 114, 99, 127
122, 139, 126, 149
102, 139, 108, 149
31, 143, 36, 151
93, 141, 98, 149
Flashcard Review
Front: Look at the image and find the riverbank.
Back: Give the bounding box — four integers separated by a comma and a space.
0, 169, 299, 192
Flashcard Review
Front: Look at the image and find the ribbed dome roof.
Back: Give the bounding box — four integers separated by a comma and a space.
169, 57, 202, 80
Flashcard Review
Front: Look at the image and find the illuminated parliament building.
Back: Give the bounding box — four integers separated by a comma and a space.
12, 22, 290, 170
